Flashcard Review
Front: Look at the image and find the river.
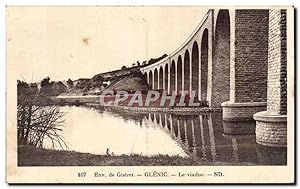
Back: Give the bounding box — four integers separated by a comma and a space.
43, 106, 286, 165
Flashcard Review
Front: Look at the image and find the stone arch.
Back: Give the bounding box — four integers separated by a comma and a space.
184, 50, 190, 92
144, 72, 148, 84
159, 66, 164, 90
154, 68, 158, 90
212, 9, 230, 106
192, 41, 199, 97
164, 64, 169, 91
201, 29, 209, 102
149, 70, 153, 89
177, 55, 183, 94
170, 60, 176, 93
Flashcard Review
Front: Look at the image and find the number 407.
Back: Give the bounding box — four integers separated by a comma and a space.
78, 172, 87, 177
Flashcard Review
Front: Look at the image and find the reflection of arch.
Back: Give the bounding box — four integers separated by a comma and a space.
159, 66, 164, 90
150, 113, 154, 122
161, 113, 166, 127
170, 61, 176, 93
192, 42, 199, 96
155, 113, 160, 124
213, 9, 230, 106
178, 118, 185, 142
184, 50, 190, 92
166, 116, 171, 131
154, 69, 158, 90
201, 29, 209, 101
164, 64, 168, 91
169, 115, 175, 135
177, 56, 183, 94
149, 70, 153, 89
172, 116, 179, 137
186, 119, 193, 152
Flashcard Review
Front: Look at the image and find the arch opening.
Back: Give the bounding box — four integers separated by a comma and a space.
154, 69, 158, 90
144, 72, 148, 85
170, 61, 176, 93
159, 66, 164, 90
184, 50, 190, 93
149, 70, 153, 89
177, 56, 183, 94
164, 64, 169, 91
213, 9, 230, 106
192, 42, 199, 97
201, 29, 209, 102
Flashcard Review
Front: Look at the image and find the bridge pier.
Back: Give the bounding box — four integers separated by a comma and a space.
254, 9, 287, 147
221, 10, 269, 126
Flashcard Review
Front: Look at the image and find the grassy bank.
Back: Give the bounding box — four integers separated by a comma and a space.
18, 146, 205, 166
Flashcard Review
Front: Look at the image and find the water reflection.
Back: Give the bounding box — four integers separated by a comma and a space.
44, 106, 187, 157
44, 106, 286, 165
142, 112, 286, 165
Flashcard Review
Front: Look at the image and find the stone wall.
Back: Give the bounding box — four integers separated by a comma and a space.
256, 119, 287, 147
267, 9, 287, 115
222, 101, 266, 121
234, 9, 269, 103
280, 10, 287, 114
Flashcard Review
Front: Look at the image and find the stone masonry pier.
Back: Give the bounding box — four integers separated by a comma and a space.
254, 9, 288, 147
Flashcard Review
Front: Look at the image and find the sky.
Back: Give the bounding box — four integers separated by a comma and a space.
7, 7, 208, 82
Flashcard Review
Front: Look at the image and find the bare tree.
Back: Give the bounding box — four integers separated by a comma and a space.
17, 80, 68, 149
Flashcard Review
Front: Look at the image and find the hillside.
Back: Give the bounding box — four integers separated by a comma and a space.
69, 67, 148, 94
105, 71, 150, 92
66, 54, 167, 94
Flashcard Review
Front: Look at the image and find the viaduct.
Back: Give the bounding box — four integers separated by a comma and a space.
140, 9, 289, 147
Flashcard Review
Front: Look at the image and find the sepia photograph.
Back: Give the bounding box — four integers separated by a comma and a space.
6, 5, 295, 184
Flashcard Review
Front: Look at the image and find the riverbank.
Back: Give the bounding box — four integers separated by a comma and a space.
18, 146, 205, 166
52, 94, 222, 114
53, 92, 210, 108
104, 105, 221, 114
